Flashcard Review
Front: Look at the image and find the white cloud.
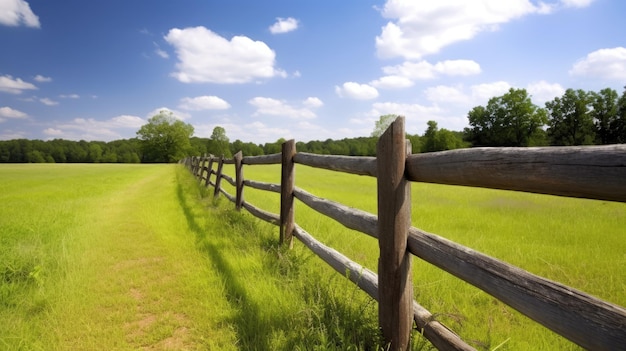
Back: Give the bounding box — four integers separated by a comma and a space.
43, 114, 146, 141
526, 80, 565, 105
179, 96, 231, 110
424, 85, 471, 105
43, 128, 64, 136
146, 107, 191, 120
376, 0, 542, 59
370, 75, 414, 89
60, 94, 80, 99
269, 17, 299, 34
370, 102, 441, 120
569, 47, 626, 81
249, 97, 317, 119
0, 0, 40, 28
0, 75, 37, 94
110, 115, 145, 129
382, 59, 481, 80
560, 0, 595, 8
470, 81, 512, 102
0, 129, 26, 140
335, 82, 379, 100
40, 97, 59, 106
165, 26, 284, 84
0, 106, 28, 120
34, 75, 52, 83
303, 97, 323, 108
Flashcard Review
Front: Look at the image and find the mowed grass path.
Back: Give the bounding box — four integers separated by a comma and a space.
1, 164, 238, 350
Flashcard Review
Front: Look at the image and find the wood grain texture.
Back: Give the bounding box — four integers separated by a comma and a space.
376, 117, 413, 350
406, 145, 626, 202
234, 151, 244, 210
242, 153, 282, 165
280, 140, 296, 248
406, 227, 626, 350
294, 153, 377, 177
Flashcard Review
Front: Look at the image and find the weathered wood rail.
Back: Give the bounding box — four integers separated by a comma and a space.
182, 117, 626, 351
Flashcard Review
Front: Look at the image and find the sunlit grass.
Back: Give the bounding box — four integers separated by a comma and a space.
3, 162, 623, 350
0, 164, 237, 350
219, 162, 626, 350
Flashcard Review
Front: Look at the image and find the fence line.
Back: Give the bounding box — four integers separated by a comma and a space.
182, 117, 626, 351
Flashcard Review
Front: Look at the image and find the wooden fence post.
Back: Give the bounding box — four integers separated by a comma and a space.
234, 151, 244, 210
280, 139, 296, 248
199, 154, 207, 183
213, 155, 224, 199
377, 117, 413, 350
205, 156, 214, 188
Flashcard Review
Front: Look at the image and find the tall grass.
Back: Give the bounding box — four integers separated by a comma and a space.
0, 164, 239, 350
217, 162, 626, 350
3, 162, 623, 350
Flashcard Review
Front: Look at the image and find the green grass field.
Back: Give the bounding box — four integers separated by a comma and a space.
1, 163, 624, 350
219, 162, 626, 350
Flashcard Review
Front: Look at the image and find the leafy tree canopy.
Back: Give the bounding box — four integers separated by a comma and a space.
136, 110, 194, 163
207, 126, 232, 157
465, 88, 547, 147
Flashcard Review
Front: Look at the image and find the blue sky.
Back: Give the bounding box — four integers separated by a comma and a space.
1, 0, 625, 143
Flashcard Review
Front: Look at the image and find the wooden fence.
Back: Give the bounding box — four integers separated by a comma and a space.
181, 117, 626, 351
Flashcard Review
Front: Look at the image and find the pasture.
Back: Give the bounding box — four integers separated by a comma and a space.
0, 163, 624, 350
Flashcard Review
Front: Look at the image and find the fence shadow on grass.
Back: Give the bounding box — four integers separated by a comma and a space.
175, 170, 400, 350
175, 178, 273, 350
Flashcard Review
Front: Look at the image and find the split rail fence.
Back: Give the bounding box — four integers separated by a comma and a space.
181, 117, 626, 351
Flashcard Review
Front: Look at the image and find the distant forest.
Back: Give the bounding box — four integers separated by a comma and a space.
1, 86, 624, 163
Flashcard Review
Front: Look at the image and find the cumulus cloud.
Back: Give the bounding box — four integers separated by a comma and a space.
424, 85, 472, 105
165, 26, 285, 84
146, 107, 190, 120
470, 81, 512, 102
0, 75, 37, 94
179, 96, 231, 110
0, 0, 40, 28
569, 47, 626, 81
424, 80, 560, 108
40, 97, 58, 106
43, 128, 64, 136
249, 97, 318, 119
269, 17, 299, 34
370, 75, 414, 89
42, 114, 146, 141
110, 115, 145, 129
370, 101, 441, 120
335, 82, 379, 100
376, 0, 544, 59
0, 106, 28, 120
303, 97, 323, 108
526, 80, 565, 105
382, 59, 481, 80
34, 75, 52, 83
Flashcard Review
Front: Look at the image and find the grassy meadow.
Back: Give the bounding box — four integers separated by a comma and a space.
1, 163, 624, 350
218, 162, 626, 350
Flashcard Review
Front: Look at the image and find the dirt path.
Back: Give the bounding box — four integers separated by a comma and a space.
51, 166, 236, 350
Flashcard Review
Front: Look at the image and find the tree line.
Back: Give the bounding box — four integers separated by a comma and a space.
1, 86, 624, 163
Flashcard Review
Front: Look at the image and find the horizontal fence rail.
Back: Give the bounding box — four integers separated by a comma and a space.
182, 117, 626, 350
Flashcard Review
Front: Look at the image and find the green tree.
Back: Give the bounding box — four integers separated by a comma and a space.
546, 89, 595, 145
465, 88, 547, 146
590, 88, 619, 144
371, 114, 400, 138
422, 121, 465, 152
613, 86, 626, 143
136, 110, 194, 163
207, 126, 232, 157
